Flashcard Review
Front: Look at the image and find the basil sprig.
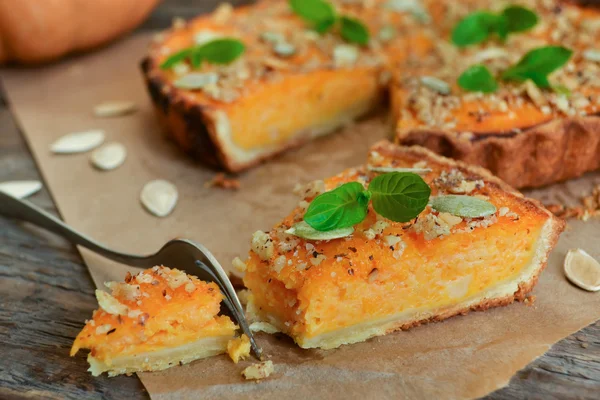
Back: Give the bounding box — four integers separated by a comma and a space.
501, 45, 573, 89
160, 38, 245, 70
304, 172, 431, 232
457, 46, 572, 92
452, 5, 538, 47
289, 0, 370, 45
457, 64, 498, 93
303, 182, 371, 231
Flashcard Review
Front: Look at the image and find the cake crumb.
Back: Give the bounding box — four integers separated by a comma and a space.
227, 335, 251, 364
545, 184, 600, 221
524, 295, 536, 306
242, 360, 274, 380
205, 173, 240, 190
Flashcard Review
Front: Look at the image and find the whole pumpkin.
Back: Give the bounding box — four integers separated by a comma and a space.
0, 0, 161, 64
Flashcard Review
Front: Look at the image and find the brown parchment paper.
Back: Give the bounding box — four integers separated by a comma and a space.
2, 34, 600, 400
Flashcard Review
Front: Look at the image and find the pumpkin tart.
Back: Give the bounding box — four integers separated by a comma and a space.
393, 0, 600, 188
242, 141, 564, 349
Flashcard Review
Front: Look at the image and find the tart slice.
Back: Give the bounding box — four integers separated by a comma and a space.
71, 266, 237, 376
141, 0, 412, 172
242, 141, 564, 349
393, 0, 600, 188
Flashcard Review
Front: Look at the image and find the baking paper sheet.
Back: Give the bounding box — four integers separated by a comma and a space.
2, 34, 599, 400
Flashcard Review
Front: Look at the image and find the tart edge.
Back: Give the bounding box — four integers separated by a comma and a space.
396, 115, 600, 189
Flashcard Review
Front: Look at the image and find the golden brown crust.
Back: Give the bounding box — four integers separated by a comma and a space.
141, 57, 235, 171
396, 115, 600, 189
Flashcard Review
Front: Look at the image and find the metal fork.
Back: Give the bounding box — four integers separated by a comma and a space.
0, 190, 262, 359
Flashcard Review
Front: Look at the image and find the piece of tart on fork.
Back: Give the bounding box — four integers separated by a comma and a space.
71, 266, 239, 376
242, 141, 564, 349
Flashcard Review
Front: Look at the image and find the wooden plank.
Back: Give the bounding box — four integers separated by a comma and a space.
0, 1, 599, 399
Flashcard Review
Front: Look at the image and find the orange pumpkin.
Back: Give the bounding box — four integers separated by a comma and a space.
0, 0, 161, 64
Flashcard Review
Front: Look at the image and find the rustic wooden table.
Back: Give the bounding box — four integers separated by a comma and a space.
1, 1, 599, 399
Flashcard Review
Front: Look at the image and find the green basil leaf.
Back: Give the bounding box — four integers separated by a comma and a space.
457, 64, 498, 93
495, 14, 509, 41
431, 195, 496, 218
190, 50, 203, 68
369, 172, 431, 223
196, 38, 245, 65
289, 0, 336, 25
340, 16, 370, 45
314, 17, 337, 33
304, 182, 370, 231
502, 46, 572, 88
502, 5, 538, 33
451, 12, 499, 47
160, 48, 193, 69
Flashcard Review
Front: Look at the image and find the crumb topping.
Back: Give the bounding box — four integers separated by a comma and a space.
153, 0, 417, 104
399, 0, 600, 132
71, 266, 236, 358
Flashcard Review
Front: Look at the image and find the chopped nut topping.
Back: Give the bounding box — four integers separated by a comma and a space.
232, 256, 247, 272
310, 253, 327, 266
251, 230, 274, 261
95, 324, 113, 335
273, 255, 287, 273
437, 212, 462, 227
95, 290, 129, 316
412, 213, 450, 240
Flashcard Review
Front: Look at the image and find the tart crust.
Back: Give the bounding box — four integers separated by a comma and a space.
88, 335, 233, 377
398, 115, 600, 189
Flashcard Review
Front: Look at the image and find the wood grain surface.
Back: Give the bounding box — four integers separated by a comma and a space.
1, 1, 599, 399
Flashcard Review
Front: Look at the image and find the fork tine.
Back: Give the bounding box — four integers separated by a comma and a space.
194, 259, 263, 359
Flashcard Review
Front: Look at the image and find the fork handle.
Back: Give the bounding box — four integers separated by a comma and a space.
0, 191, 139, 266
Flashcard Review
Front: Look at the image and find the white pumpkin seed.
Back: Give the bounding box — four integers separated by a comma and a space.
174, 73, 219, 89
260, 31, 285, 44
173, 63, 191, 76
93, 101, 137, 118
420, 76, 451, 95
50, 130, 105, 154
583, 48, 600, 62
274, 42, 296, 57
564, 248, 600, 292
431, 195, 496, 218
285, 221, 354, 240
0, 180, 42, 199
368, 165, 432, 175
472, 47, 509, 63
333, 45, 359, 68
140, 179, 178, 217
385, 0, 430, 23
90, 143, 127, 171
378, 25, 397, 42
194, 30, 222, 45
